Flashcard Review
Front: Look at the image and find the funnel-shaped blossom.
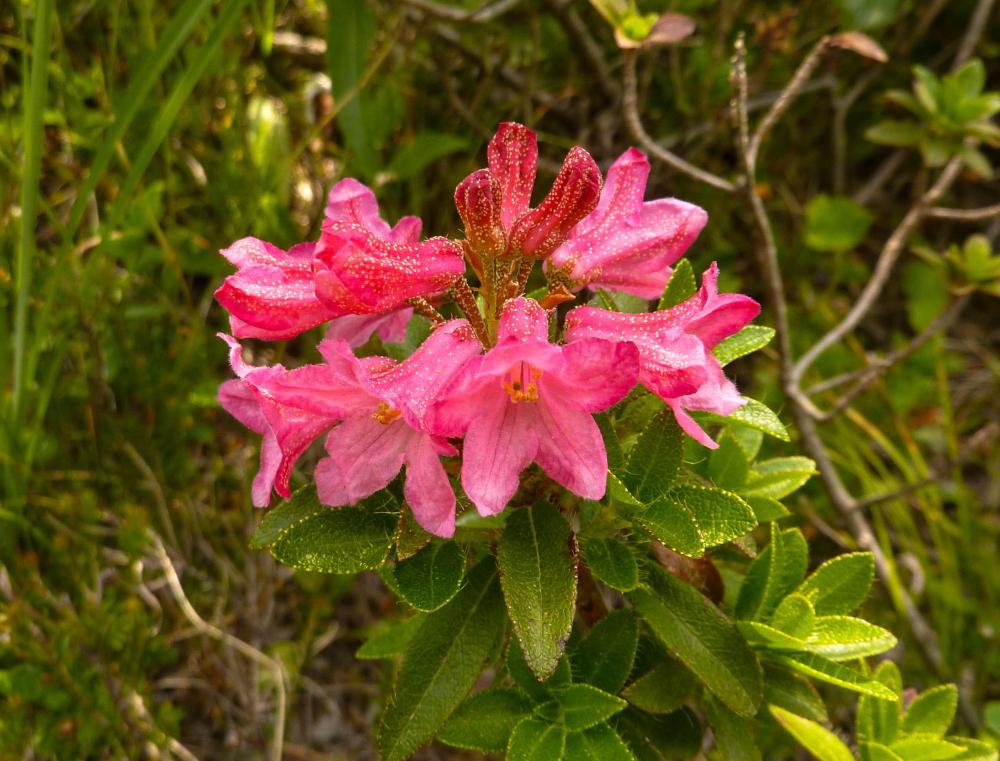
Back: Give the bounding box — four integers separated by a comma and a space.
218, 334, 372, 505
456, 123, 603, 262
216, 178, 423, 344
428, 297, 639, 517
313, 221, 464, 314
564, 263, 760, 447
548, 148, 708, 299
315, 321, 483, 537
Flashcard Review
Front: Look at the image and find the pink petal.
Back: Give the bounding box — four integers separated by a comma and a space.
424, 358, 492, 438
667, 403, 719, 449
508, 146, 602, 259
533, 393, 608, 500
318, 416, 411, 503
403, 435, 458, 538
324, 178, 394, 238
390, 216, 423, 244
487, 122, 538, 231
553, 338, 639, 412
681, 263, 761, 348
323, 307, 415, 348
313, 222, 465, 314
455, 169, 504, 258
461, 396, 539, 516
496, 296, 550, 344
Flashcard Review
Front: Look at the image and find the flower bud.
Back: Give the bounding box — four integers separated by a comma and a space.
455, 169, 505, 260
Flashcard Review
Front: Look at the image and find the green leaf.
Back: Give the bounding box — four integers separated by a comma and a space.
580, 538, 640, 592
949, 738, 999, 761
775, 652, 898, 700
499, 502, 578, 681
736, 525, 809, 621
615, 708, 703, 761
763, 665, 828, 722
377, 558, 505, 761
250, 485, 326, 549
890, 736, 965, 761
804, 616, 897, 660
743, 457, 817, 499
389, 132, 469, 181
623, 658, 697, 714
392, 541, 465, 612
770, 705, 855, 761
708, 433, 750, 490
620, 410, 683, 503
713, 325, 776, 366
395, 507, 433, 560
356, 614, 425, 660
508, 717, 567, 761
724, 398, 791, 441
554, 684, 628, 730
564, 723, 636, 761
867, 742, 907, 761
748, 497, 791, 522
629, 564, 762, 716
637, 494, 704, 557
704, 694, 762, 761
866, 120, 924, 147
901, 685, 958, 737
805, 194, 874, 252
658, 259, 697, 309
596, 413, 626, 471
796, 553, 875, 615
437, 688, 532, 753
950, 59, 985, 98
959, 146, 993, 179
270, 494, 398, 573
608, 472, 644, 507
859, 661, 902, 745
838, 0, 900, 30
771, 594, 816, 639
572, 609, 640, 694
508, 638, 571, 704
738, 620, 808, 651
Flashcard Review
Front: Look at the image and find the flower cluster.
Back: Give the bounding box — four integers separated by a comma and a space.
217, 123, 759, 538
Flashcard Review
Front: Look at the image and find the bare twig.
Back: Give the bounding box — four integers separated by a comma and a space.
450, 277, 490, 346
926, 202, 1000, 221
854, 478, 938, 511
792, 157, 964, 386
623, 51, 737, 192
407, 296, 446, 325
402, 0, 523, 23
953, 0, 996, 67
148, 531, 287, 761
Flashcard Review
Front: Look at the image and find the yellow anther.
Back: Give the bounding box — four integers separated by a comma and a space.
372, 402, 402, 424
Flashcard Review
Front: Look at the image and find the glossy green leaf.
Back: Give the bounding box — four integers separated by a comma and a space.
743, 457, 817, 499
775, 652, 898, 700
270, 494, 398, 573
713, 325, 776, 366
637, 494, 704, 557
356, 614, 425, 660
763, 666, 828, 722
867, 742, 907, 761
805, 194, 874, 252
705, 694, 761, 761
499, 502, 578, 681
890, 736, 965, 761
554, 684, 628, 730
377, 558, 505, 761
805, 616, 896, 660
859, 661, 902, 745
658, 258, 697, 309
796, 553, 875, 615
629, 564, 762, 716
615, 707, 703, 761
608, 472, 644, 507
708, 433, 750, 490
508, 717, 566, 761
620, 410, 683, 502
564, 723, 636, 761
736, 525, 809, 621
724, 398, 791, 441
901, 685, 958, 737
738, 620, 807, 651
866, 120, 923, 147
437, 688, 531, 753
250, 484, 327, 549
580, 537, 640, 592
770, 705, 855, 761
508, 637, 571, 704
572, 609, 639, 694
596, 412, 626, 471
392, 541, 465, 612
747, 497, 791, 522
771, 594, 816, 639
623, 658, 697, 714
669, 485, 758, 547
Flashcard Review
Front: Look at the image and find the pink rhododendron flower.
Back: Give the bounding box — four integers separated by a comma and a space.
457, 122, 603, 261
216, 178, 423, 344
564, 263, 760, 447
548, 147, 708, 298
428, 297, 639, 516
315, 320, 482, 537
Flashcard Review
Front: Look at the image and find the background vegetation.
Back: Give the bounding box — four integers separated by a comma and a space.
1, 0, 997, 758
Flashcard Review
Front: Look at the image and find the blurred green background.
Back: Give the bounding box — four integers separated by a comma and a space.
1, 0, 998, 757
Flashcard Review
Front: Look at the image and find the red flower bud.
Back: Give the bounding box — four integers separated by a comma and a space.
455, 169, 505, 259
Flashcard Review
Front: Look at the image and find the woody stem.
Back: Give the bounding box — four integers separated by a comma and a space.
407, 297, 446, 325
450, 276, 491, 347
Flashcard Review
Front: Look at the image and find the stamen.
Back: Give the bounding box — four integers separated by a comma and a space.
372, 402, 402, 424
502, 362, 542, 403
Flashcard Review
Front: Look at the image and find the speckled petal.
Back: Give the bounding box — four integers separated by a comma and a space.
403, 435, 459, 538
313, 221, 465, 314
487, 122, 538, 231
533, 392, 608, 500
324, 177, 394, 238
508, 146, 602, 259
323, 307, 414, 348
553, 338, 639, 412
